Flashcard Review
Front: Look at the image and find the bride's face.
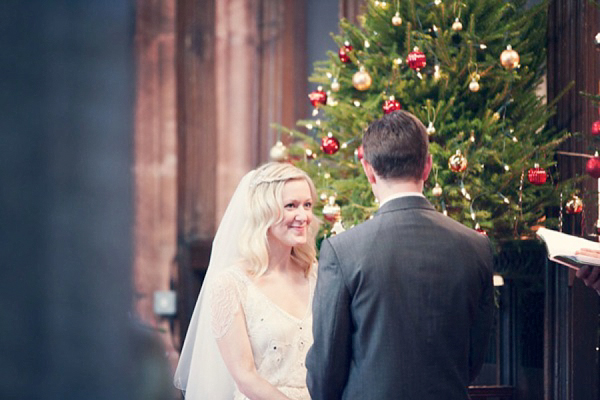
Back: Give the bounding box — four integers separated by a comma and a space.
268, 179, 313, 248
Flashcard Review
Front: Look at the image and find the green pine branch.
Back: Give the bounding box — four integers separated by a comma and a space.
285, 0, 574, 243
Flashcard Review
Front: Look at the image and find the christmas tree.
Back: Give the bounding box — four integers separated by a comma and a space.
276, 0, 573, 242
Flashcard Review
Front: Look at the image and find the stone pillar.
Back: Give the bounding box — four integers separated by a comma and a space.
133, 0, 179, 370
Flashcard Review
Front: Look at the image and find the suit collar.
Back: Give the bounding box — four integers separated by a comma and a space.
375, 195, 435, 215
379, 192, 425, 207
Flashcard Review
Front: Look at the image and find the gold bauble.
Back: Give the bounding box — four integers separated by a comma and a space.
352, 68, 373, 91
392, 12, 402, 26
451, 18, 463, 31
448, 150, 468, 172
468, 79, 480, 92
331, 80, 340, 92
500, 45, 520, 69
432, 183, 443, 197
269, 141, 288, 162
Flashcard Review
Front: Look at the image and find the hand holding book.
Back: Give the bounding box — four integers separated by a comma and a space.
535, 228, 600, 270
574, 258, 600, 295
536, 228, 600, 296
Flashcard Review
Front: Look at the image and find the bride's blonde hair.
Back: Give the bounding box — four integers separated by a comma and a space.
239, 162, 319, 277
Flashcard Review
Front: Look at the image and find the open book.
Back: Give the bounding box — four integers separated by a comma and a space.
536, 227, 600, 270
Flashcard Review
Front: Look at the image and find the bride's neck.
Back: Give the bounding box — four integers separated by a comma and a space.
267, 241, 295, 273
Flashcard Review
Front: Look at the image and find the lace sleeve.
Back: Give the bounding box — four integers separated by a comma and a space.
209, 270, 246, 338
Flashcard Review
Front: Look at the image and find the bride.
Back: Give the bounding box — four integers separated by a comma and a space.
174, 162, 319, 400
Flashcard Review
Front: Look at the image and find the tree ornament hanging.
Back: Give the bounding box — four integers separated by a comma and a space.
468, 78, 480, 92
407, 47, 426, 71
391, 12, 402, 26
448, 150, 468, 172
432, 182, 443, 196
338, 43, 353, 63
591, 119, 600, 136
426, 122, 436, 135
322, 196, 341, 222
269, 141, 288, 162
565, 194, 583, 215
321, 133, 340, 155
352, 67, 373, 91
382, 96, 402, 114
451, 18, 463, 31
500, 45, 520, 69
586, 155, 600, 178
331, 79, 340, 92
308, 86, 327, 108
527, 164, 547, 185
595, 33, 600, 48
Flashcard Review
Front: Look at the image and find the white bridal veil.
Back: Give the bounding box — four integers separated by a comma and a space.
173, 169, 256, 399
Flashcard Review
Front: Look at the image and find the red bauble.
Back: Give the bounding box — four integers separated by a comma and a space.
407, 48, 426, 70
586, 156, 600, 178
382, 98, 402, 114
356, 144, 364, 160
321, 135, 340, 155
338, 44, 353, 63
591, 120, 600, 136
565, 195, 583, 215
308, 87, 327, 108
527, 164, 547, 185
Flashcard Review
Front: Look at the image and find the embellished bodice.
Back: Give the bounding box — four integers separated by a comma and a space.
209, 267, 314, 400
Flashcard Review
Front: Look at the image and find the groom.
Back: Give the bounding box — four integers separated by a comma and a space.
306, 110, 495, 399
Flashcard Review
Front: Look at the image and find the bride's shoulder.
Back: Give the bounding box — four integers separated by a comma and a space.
216, 263, 253, 283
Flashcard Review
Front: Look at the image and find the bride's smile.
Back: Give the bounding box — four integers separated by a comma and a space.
268, 179, 314, 248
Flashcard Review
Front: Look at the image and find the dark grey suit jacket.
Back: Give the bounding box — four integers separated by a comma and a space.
306, 196, 495, 400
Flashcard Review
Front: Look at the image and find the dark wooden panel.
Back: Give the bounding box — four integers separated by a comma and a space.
546, 1, 600, 399
176, 0, 217, 240
175, 0, 218, 348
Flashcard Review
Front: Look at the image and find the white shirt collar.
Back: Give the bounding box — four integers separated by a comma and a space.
378, 192, 425, 208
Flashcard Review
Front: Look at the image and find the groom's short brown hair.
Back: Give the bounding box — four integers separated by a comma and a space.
362, 110, 428, 181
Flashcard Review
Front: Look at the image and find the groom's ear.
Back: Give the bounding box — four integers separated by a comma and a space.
422, 153, 433, 182
361, 159, 377, 184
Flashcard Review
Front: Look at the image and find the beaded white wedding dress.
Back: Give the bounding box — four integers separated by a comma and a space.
173, 168, 316, 400
210, 266, 315, 400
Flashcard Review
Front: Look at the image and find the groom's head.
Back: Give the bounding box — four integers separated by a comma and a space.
362, 110, 430, 182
